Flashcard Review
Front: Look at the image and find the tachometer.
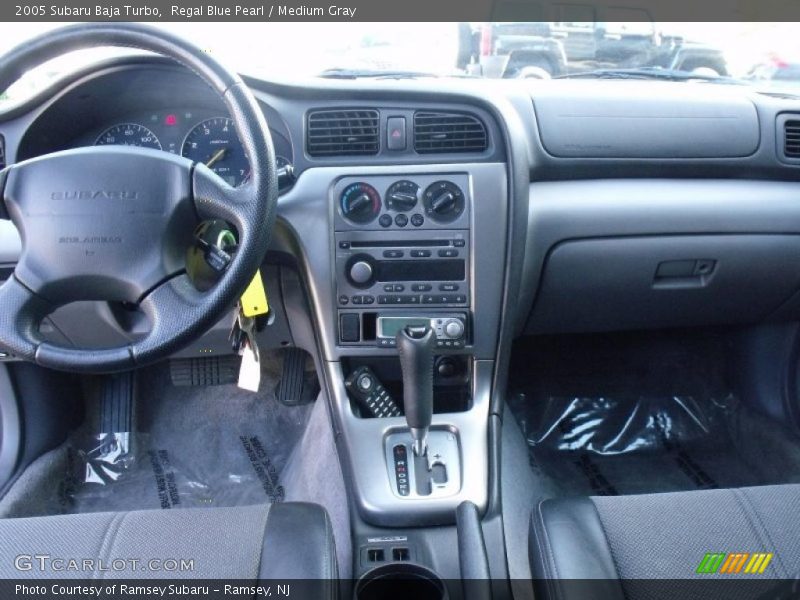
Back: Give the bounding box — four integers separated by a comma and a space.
95, 123, 162, 150
182, 117, 249, 187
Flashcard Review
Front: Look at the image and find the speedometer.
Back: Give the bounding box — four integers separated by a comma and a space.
181, 117, 249, 187
96, 123, 162, 150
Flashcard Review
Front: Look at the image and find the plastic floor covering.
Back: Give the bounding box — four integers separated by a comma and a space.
509, 331, 800, 499
49, 362, 313, 515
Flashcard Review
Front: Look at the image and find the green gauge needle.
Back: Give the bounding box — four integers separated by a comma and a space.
205, 148, 227, 168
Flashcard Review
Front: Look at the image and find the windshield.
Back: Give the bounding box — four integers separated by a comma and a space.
1, 21, 798, 104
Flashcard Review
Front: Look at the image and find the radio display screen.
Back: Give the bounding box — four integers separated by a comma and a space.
375, 259, 465, 282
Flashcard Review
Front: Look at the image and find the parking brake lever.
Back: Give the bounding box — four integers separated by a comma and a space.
396, 324, 436, 457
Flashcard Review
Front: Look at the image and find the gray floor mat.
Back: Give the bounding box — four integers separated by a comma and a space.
30, 358, 313, 515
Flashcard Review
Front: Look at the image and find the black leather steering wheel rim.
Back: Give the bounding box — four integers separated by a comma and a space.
0, 23, 278, 373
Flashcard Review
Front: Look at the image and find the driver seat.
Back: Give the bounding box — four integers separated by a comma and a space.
0, 502, 336, 587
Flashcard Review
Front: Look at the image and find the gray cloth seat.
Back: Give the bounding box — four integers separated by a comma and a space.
530, 484, 800, 600
0, 502, 336, 588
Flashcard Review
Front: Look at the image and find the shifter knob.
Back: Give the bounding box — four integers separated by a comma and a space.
396, 325, 436, 456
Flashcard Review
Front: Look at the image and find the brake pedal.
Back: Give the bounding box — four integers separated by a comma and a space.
276, 348, 318, 406
99, 371, 134, 433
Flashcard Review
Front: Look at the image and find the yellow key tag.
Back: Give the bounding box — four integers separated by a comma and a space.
240, 270, 269, 318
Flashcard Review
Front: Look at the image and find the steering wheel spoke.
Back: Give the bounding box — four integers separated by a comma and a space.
133, 274, 210, 364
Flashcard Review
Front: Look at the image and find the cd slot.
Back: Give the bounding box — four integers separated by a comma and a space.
350, 239, 451, 248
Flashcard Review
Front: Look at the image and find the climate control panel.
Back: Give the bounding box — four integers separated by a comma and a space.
332, 173, 470, 232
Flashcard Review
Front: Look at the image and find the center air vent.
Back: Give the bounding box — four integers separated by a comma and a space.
307, 109, 379, 157
414, 111, 488, 154
783, 118, 800, 159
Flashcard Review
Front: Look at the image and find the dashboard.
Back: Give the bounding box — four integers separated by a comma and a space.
4, 55, 800, 362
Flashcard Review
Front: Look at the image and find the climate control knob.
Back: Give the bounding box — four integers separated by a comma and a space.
442, 319, 465, 339
341, 182, 381, 224
386, 180, 419, 212
424, 181, 465, 222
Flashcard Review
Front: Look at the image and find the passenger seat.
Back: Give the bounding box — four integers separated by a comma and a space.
530, 484, 800, 599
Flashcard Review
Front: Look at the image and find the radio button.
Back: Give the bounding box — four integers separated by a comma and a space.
363, 295, 375, 305
395, 284, 405, 292
454, 239, 466, 247
438, 249, 458, 258
379, 214, 392, 228
411, 214, 424, 227
384, 284, 395, 292
410, 250, 431, 258
454, 295, 467, 303
352, 296, 363, 305
383, 250, 404, 258
340, 314, 360, 343
412, 283, 432, 292
439, 284, 459, 292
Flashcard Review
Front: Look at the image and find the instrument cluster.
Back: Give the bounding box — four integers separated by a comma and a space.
89, 109, 293, 187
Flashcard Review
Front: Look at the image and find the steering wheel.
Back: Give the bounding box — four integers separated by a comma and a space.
0, 24, 278, 373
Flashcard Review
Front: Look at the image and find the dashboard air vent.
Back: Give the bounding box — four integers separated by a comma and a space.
784, 119, 800, 159
414, 111, 488, 154
307, 109, 379, 157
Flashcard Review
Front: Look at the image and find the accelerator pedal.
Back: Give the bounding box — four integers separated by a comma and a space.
276, 348, 318, 406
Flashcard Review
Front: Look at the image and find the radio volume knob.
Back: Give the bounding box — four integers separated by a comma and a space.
349, 260, 374, 285
443, 319, 465, 339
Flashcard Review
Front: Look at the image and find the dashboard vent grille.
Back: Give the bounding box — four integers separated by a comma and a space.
784, 119, 800, 158
414, 111, 488, 154
307, 109, 379, 157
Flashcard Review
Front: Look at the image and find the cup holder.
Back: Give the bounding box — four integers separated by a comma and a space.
355, 563, 448, 600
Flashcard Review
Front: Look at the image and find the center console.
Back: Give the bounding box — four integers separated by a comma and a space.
279, 161, 507, 529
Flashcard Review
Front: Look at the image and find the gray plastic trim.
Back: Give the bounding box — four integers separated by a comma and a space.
518, 178, 800, 333
533, 82, 760, 159
0, 363, 20, 489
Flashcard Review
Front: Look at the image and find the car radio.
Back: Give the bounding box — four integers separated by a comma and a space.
335, 229, 470, 308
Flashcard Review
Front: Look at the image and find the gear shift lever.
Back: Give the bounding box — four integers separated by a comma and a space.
396, 325, 436, 456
